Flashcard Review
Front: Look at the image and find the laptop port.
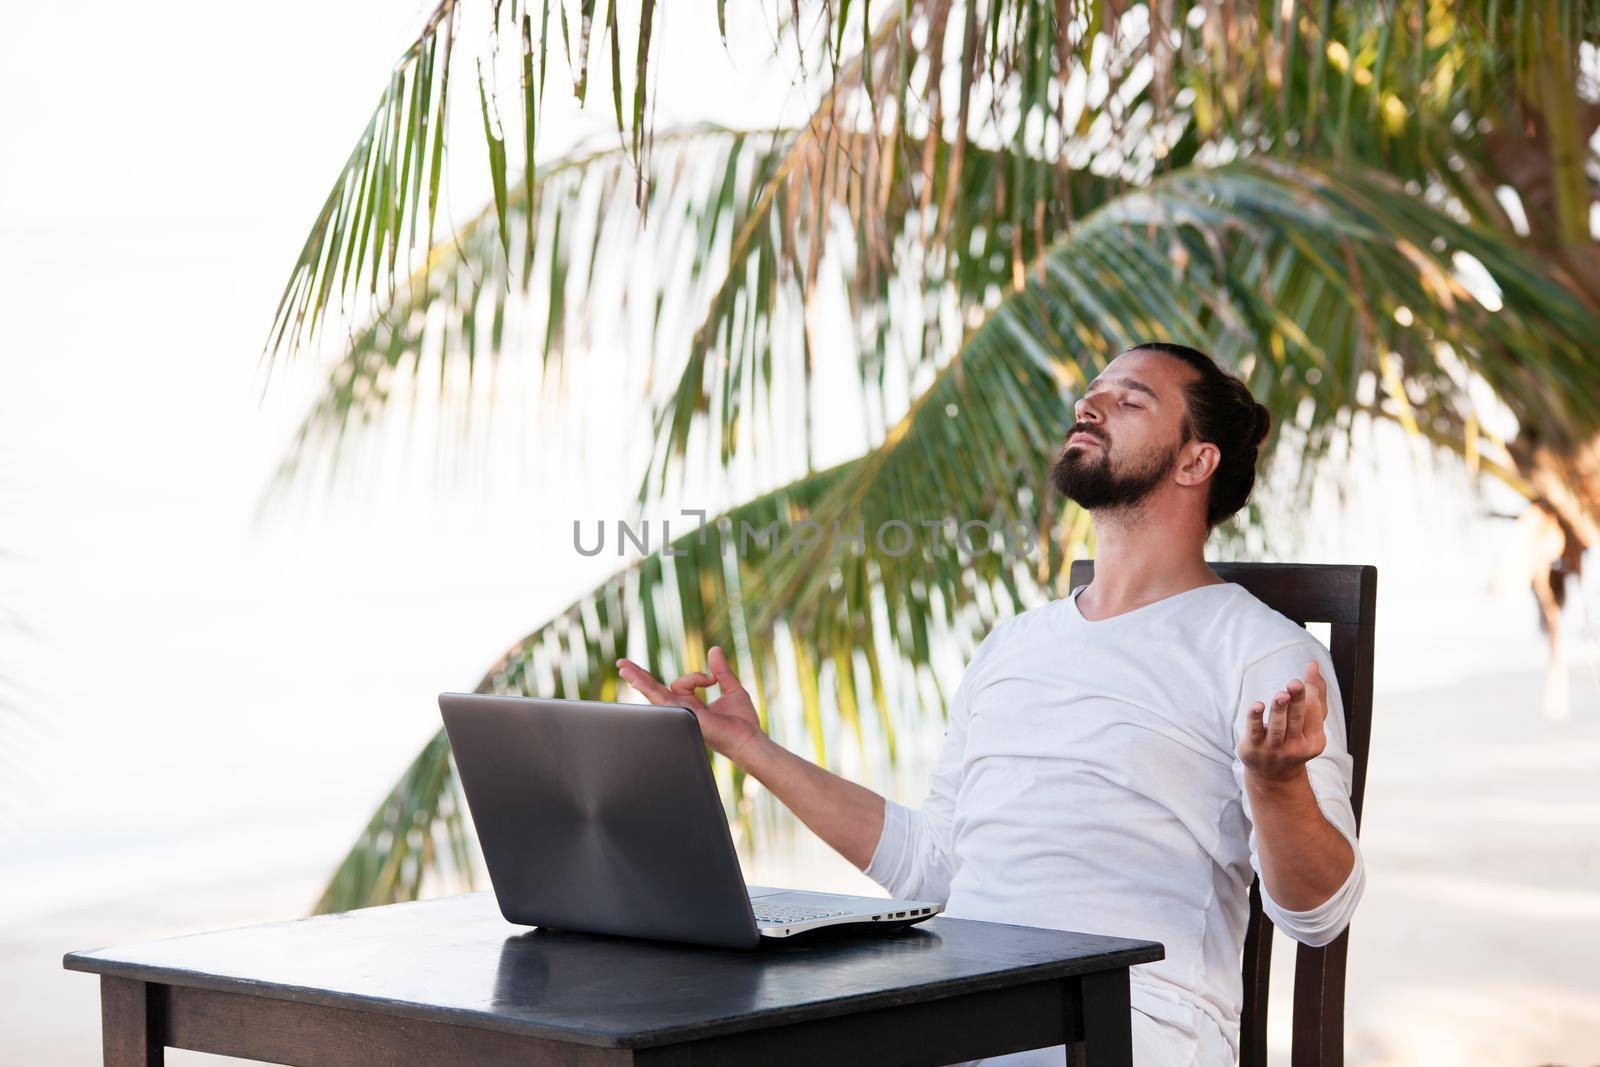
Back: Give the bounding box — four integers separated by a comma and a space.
894, 912, 906, 918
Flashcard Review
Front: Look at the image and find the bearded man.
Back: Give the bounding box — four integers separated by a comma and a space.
619, 342, 1365, 1066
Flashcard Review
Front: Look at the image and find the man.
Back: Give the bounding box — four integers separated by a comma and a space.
618, 342, 1365, 1065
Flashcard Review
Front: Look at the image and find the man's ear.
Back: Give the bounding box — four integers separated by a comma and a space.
1175, 439, 1220, 488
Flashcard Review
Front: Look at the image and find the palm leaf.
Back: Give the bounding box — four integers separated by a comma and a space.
316, 147, 1600, 915
271, 0, 1202, 494
266, 123, 786, 495
312, 457, 1054, 913
312, 729, 473, 913
739, 156, 1600, 635
267, 0, 1600, 361
267, 1, 460, 364
299, 2, 1600, 915
267, 113, 1129, 500
267, 0, 666, 366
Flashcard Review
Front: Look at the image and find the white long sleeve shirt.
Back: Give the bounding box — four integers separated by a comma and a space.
864, 582, 1365, 1066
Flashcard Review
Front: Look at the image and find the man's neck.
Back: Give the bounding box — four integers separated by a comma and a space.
1074, 503, 1220, 620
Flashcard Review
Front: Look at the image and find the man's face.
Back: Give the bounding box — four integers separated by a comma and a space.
1049, 349, 1195, 512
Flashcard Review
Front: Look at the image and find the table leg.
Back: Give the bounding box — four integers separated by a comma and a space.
1065, 970, 1131, 1067
101, 976, 163, 1066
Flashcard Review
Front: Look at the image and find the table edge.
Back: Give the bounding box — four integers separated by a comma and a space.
63, 941, 1165, 1048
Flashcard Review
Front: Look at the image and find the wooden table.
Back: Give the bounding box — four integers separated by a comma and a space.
64, 891, 1163, 1066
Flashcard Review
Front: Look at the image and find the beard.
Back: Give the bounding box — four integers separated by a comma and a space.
1050, 430, 1180, 512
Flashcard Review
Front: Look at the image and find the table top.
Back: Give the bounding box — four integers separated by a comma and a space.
65, 892, 1163, 1049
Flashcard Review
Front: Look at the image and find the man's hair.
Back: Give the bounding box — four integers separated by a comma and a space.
1123, 341, 1271, 529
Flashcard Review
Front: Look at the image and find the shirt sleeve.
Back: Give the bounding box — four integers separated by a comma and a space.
1232, 635, 1366, 947
863, 630, 999, 903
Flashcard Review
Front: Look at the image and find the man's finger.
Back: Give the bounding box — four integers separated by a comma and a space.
1305, 661, 1329, 724
616, 659, 680, 706
671, 671, 715, 694
1306, 659, 1327, 693
1284, 678, 1306, 738
1266, 691, 1289, 744
1244, 701, 1267, 743
707, 645, 745, 692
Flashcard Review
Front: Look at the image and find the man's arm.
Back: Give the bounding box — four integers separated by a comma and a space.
1235, 644, 1365, 940
1242, 756, 1354, 911
736, 735, 888, 870
617, 646, 888, 870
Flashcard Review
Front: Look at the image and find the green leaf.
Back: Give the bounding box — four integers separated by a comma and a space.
632, 0, 657, 169
573, 0, 598, 103
478, 62, 511, 258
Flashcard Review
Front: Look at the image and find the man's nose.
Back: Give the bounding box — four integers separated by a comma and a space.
1074, 394, 1103, 424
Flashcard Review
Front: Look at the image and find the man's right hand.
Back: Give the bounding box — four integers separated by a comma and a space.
616, 645, 766, 765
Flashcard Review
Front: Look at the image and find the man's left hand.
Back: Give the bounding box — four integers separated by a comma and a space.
1238, 659, 1329, 783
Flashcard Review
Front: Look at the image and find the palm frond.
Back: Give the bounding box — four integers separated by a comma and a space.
310, 140, 1600, 913
313, 729, 473, 913
266, 0, 663, 365
268, 0, 1600, 362
268, 1, 460, 363
299, 2, 1600, 916
313, 457, 1052, 913
268, 116, 1131, 501
273, 0, 1207, 493
267, 123, 792, 494
739, 156, 1600, 634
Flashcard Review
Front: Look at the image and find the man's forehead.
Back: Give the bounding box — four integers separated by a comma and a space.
1091, 350, 1192, 397
1086, 372, 1160, 398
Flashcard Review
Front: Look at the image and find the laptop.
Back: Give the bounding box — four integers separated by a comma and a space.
439, 692, 944, 949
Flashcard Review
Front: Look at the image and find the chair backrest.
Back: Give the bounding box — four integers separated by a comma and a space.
1068, 560, 1377, 1067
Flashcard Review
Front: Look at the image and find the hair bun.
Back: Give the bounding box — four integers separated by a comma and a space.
1250, 403, 1272, 449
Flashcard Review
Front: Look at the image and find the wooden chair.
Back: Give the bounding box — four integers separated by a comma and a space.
1068, 560, 1378, 1067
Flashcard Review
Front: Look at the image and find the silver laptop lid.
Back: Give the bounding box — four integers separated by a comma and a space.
440, 693, 762, 950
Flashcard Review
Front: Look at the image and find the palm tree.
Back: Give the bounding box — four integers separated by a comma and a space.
268, 0, 1600, 912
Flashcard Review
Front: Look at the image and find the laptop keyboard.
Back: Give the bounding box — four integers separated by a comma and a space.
752, 904, 853, 924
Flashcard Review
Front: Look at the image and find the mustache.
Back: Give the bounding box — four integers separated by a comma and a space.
1065, 424, 1108, 446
